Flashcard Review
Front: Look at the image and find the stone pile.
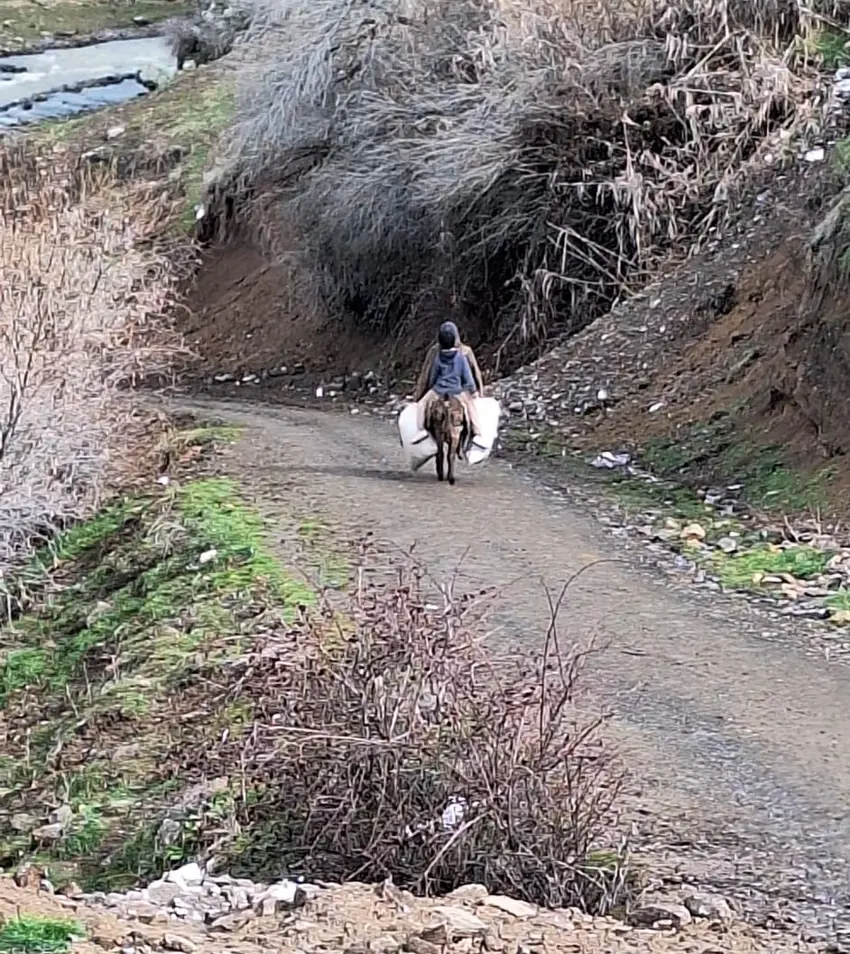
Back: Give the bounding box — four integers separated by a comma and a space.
26, 866, 822, 954
78, 862, 314, 928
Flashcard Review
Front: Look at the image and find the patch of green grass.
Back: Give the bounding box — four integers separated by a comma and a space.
45, 499, 143, 565
58, 805, 106, 859
0, 472, 315, 887
832, 136, 850, 179
0, 649, 47, 705
721, 445, 837, 513
636, 416, 837, 517
812, 28, 850, 69
296, 517, 351, 590
35, 67, 234, 229
707, 544, 831, 590
178, 478, 315, 612
605, 475, 710, 523
0, 0, 192, 49
174, 424, 242, 448
0, 916, 84, 954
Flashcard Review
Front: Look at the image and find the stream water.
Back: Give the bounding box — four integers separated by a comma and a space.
0, 35, 177, 129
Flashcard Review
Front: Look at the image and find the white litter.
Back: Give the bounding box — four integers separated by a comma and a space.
589, 451, 631, 469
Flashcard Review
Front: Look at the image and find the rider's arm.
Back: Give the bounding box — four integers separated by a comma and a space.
414, 345, 437, 401
463, 345, 485, 394
460, 354, 477, 394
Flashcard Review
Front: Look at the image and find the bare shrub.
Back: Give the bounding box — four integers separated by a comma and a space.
0, 144, 183, 573
220, 0, 835, 363
214, 558, 628, 912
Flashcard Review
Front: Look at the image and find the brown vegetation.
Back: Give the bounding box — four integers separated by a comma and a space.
0, 142, 184, 572
202, 0, 836, 371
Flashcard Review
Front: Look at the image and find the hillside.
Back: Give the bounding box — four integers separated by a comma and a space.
8, 0, 850, 951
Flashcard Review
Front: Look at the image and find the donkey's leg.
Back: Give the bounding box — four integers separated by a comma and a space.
435, 442, 445, 482
447, 440, 456, 486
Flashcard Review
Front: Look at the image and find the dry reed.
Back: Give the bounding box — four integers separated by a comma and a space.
0, 144, 183, 571
219, 0, 839, 363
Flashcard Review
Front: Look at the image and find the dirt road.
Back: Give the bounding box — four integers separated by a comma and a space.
172, 396, 850, 942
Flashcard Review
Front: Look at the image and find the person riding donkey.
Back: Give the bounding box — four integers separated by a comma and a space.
415, 321, 483, 450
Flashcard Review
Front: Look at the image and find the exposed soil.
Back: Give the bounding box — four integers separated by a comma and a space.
180, 238, 464, 390
490, 161, 850, 514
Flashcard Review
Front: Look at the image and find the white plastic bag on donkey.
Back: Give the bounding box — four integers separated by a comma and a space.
397, 396, 501, 471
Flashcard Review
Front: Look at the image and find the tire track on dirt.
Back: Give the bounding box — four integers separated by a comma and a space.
170, 396, 850, 940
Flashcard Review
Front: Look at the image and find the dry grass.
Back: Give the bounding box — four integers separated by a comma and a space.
218, 0, 840, 364
0, 143, 185, 571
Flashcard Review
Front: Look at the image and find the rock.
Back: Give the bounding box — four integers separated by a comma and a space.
208, 911, 253, 932
629, 901, 692, 929
32, 822, 64, 842
132, 14, 151, 24
405, 938, 441, 954
221, 885, 250, 910
429, 906, 488, 937
10, 813, 37, 833
480, 896, 538, 919
446, 884, 489, 902
50, 805, 74, 828
716, 536, 738, 553
105, 124, 126, 140
156, 819, 183, 847
114, 743, 141, 760
683, 890, 734, 923
369, 935, 401, 953
264, 879, 306, 909
254, 896, 279, 918
125, 901, 161, 922
417, 924, 449, 947
146, 881, 182, 907
680, 523, 706, 541
162, 935, 197, 953
165, 863, 204, 888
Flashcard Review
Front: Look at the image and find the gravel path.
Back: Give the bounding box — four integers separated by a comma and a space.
167, 396, 850, 947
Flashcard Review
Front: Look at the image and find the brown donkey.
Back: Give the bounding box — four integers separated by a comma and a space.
424, 395, 468, 485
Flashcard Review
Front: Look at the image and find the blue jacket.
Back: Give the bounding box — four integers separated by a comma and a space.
428, 348, 476, 396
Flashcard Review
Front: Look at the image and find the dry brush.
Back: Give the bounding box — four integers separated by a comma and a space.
220, 0, 838, 364
189, 558, 630, 912
0, 144, 183, 576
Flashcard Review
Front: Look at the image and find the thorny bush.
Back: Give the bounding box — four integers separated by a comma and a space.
0, 143, 182, 576
219, 0, 838, 365
211, 557, 630, 912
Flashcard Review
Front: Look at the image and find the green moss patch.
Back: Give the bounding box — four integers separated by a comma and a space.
0, 436, 313, 889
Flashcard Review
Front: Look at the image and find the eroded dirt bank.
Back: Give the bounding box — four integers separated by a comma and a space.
161, 395, 850, 945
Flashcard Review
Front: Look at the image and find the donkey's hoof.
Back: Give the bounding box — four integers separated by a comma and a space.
448, 477, 456, 486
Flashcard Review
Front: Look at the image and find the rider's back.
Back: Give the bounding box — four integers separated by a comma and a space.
429, 348, 475, 397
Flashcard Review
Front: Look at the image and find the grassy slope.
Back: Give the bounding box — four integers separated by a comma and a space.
0, 0, 192, 49
36, 61, 234, 230
0, 425, 315, 891
503, 425, 850, 616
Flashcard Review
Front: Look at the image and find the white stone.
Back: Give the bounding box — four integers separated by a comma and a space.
146, 880, 182, 907
166, 863, 204, 887
429, 906, 488, 937
446, 884, 489, 903
480, 895, 538, 919
683, 891, 733, 923
162, 934, 197, 953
